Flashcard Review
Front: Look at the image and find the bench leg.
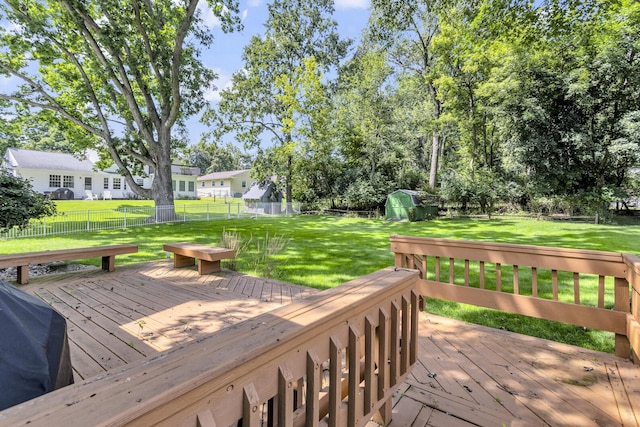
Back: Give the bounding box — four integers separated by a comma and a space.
17, 265, 29, 285
173, 253, 196, 268
198, 259, 221, 275
102, 255, 116, 272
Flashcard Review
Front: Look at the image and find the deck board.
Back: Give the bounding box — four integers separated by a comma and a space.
15, 260, 640, 426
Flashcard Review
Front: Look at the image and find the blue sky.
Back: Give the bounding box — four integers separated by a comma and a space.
192, 0, 371, 145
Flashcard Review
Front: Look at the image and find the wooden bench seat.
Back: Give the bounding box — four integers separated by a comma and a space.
163, 242, 235, 275
0, 244, 138, 285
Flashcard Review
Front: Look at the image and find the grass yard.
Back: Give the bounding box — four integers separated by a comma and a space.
1, 214, 639, 354
51, 197, 245, 213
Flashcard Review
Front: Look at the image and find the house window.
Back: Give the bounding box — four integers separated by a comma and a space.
123, 180, 127, 190
63, 175, 74, 188
242, 180, 247, 188
172, 180, 176, 191
211, 181, 215, 187
179, 181, 185, 191
220, 180, 224, 186
188, 181, 195, 192
201, 182, 205, 187
113, 178, 121, 190
136, 178, 144, 186
49, 175, 61, 187
104, 178, 109, 189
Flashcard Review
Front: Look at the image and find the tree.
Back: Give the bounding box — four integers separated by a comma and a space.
206, 0, 349, 208
0, 173, 56, 233
0, 0, 240, 211
499, 0, 640, 205
368, 0, 447, 189
185, 140, 251, 174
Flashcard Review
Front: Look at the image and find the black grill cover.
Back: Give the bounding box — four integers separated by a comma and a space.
0, 281, 74, 410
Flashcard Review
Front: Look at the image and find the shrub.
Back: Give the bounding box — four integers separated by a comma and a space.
0, 173, 57, 233
407, 206, 418, 222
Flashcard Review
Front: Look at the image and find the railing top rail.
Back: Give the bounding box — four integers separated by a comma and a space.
390, 234, 626, 277
0, 267, 418, 427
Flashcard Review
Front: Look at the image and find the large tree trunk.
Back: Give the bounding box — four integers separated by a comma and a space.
152, 131, 176, 221
429, 129, 440, 189
286, 154, 294, 213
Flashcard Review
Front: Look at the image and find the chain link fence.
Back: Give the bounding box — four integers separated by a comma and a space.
2, 202, 301, 240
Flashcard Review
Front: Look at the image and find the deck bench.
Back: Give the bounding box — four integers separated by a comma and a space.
163, 242, 235, 275
0, 244, 138, 285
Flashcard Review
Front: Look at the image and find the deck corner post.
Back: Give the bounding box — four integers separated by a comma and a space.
614, 277, 631, 359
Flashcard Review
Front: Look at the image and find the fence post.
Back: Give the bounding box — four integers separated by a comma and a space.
183, 205, 186, 222
124, 208, 127, 229
155, 206, 158, 224
87, 210, 90, 232
228, 203, 231, 219
207, 204, 210, 221
237, 203, 240, 218
43, 217, 47, 237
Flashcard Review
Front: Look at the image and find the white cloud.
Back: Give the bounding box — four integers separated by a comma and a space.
241, 8, 248, 20
197, 1, 222, 29
247, 0, 263, 7
335, 0, 369, 10
204, 67, 233, 102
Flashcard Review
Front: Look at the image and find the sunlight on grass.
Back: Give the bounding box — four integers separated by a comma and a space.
1, 214, 638, 353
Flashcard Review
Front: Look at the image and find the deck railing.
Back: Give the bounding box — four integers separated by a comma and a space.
391, 235, 640, 363
0, 267, 419, 426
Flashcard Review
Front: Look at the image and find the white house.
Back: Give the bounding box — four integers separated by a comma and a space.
1, 148, 199, 200
197, 169, 251, 198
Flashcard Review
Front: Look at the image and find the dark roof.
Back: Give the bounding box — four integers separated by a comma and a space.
242, 181, 273, 200
5, 148, 94, 172
198, 169, 250, 181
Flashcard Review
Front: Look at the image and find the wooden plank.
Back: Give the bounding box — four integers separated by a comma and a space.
385, 391, 424, 426
163, 243, 234, 263
473, 328, 622, 426
390, 235, 626, 277
606, 362, 640, 427
0, 244, 138, 268
402, 385, 510, 426
418, 279, 628, 334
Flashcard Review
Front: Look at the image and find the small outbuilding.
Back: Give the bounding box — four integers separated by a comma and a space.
242, 181, 283, 214
385, 189, 435, 221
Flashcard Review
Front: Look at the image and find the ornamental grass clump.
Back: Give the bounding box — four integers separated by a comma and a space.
219, 228, 252, 271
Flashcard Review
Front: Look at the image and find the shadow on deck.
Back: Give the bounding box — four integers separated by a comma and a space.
10, 260, 639, 426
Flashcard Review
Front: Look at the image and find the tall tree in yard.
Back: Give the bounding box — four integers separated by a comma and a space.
206, 0, 349, 208
369, 0, 446, 190
0, 0, 240, 210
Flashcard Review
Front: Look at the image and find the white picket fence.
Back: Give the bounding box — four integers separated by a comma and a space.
2, 202, 301, 240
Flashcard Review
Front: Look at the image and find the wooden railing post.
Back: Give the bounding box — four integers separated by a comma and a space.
614, 277, 631, 359
624, 254, 640, 365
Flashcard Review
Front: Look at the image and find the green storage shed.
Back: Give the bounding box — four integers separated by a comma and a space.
385, 189, 436, 221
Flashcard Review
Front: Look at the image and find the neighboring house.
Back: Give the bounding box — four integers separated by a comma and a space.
197, 169, 251, 198
2, 148, 199, 200
242, 181, 282, 214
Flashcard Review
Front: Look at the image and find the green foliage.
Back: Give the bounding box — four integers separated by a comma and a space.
207, 0, 349, 204
218, 228, 252, 271
407, 206, 418, 222
185, 140, 251, 174
0, 173, 56, 233
0, 0, 241, 208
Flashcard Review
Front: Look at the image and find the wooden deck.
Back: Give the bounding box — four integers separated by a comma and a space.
18, 261, 640, 426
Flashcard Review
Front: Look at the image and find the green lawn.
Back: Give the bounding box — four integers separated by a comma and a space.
1, 214, 639, 354
52, 197, 245, 212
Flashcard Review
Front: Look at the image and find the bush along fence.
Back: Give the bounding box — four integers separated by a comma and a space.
1, 202, 301, 240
